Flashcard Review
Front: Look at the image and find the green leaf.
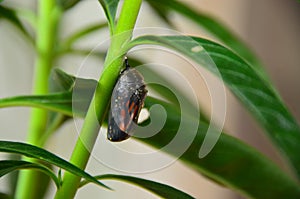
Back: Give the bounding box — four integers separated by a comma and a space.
0, 92, 73, 116
0, 69, 98, 117
145, 0, 267, 81
0, 193, 12, 199
6, 154, 20, 198
80, 174, 194, 199
56, 0, 82, 10
50, 69, 98, 94
43, 114, 70, 145
59, 48, 106, 58
140, 97, 300, 199
129, 35, 300, 179
0, 160, 60, 188
146, 1, 173, 26
0, 5, 32, 41
4, 155, 52, 199
58, 22, 107, 55
49, 68, 76, 92
98, 0, 120, 35
0, 141, 109, 189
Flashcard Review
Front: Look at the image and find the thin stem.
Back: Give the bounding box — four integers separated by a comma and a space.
14, 1, 61, 199
54, 0, 142, 198
57, 22, 107, 54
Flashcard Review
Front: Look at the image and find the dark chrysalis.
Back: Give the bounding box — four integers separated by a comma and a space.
107, 57, 148, 142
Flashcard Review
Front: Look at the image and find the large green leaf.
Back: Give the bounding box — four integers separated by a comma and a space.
81, 174, 194, 198
128, 35, 300, 179
145, 0, 267, 80
98, 0, 119, 35
0, 141, 109, 189
0, 160, 60, 188
140, 97, 300, 199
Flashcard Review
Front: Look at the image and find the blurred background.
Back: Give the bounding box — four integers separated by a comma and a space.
0, 0, 300, 198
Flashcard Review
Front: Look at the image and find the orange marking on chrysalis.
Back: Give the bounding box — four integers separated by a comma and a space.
128, 101, 135, 112
119, 109, 126, 131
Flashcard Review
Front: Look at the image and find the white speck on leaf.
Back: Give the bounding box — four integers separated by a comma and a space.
191, 45, 203, 53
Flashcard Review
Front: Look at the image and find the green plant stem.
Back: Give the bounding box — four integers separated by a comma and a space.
54, 0, 142, 198
15, 1, 61, 199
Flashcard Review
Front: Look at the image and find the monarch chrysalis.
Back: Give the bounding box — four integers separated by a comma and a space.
107, 57, 147, 142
